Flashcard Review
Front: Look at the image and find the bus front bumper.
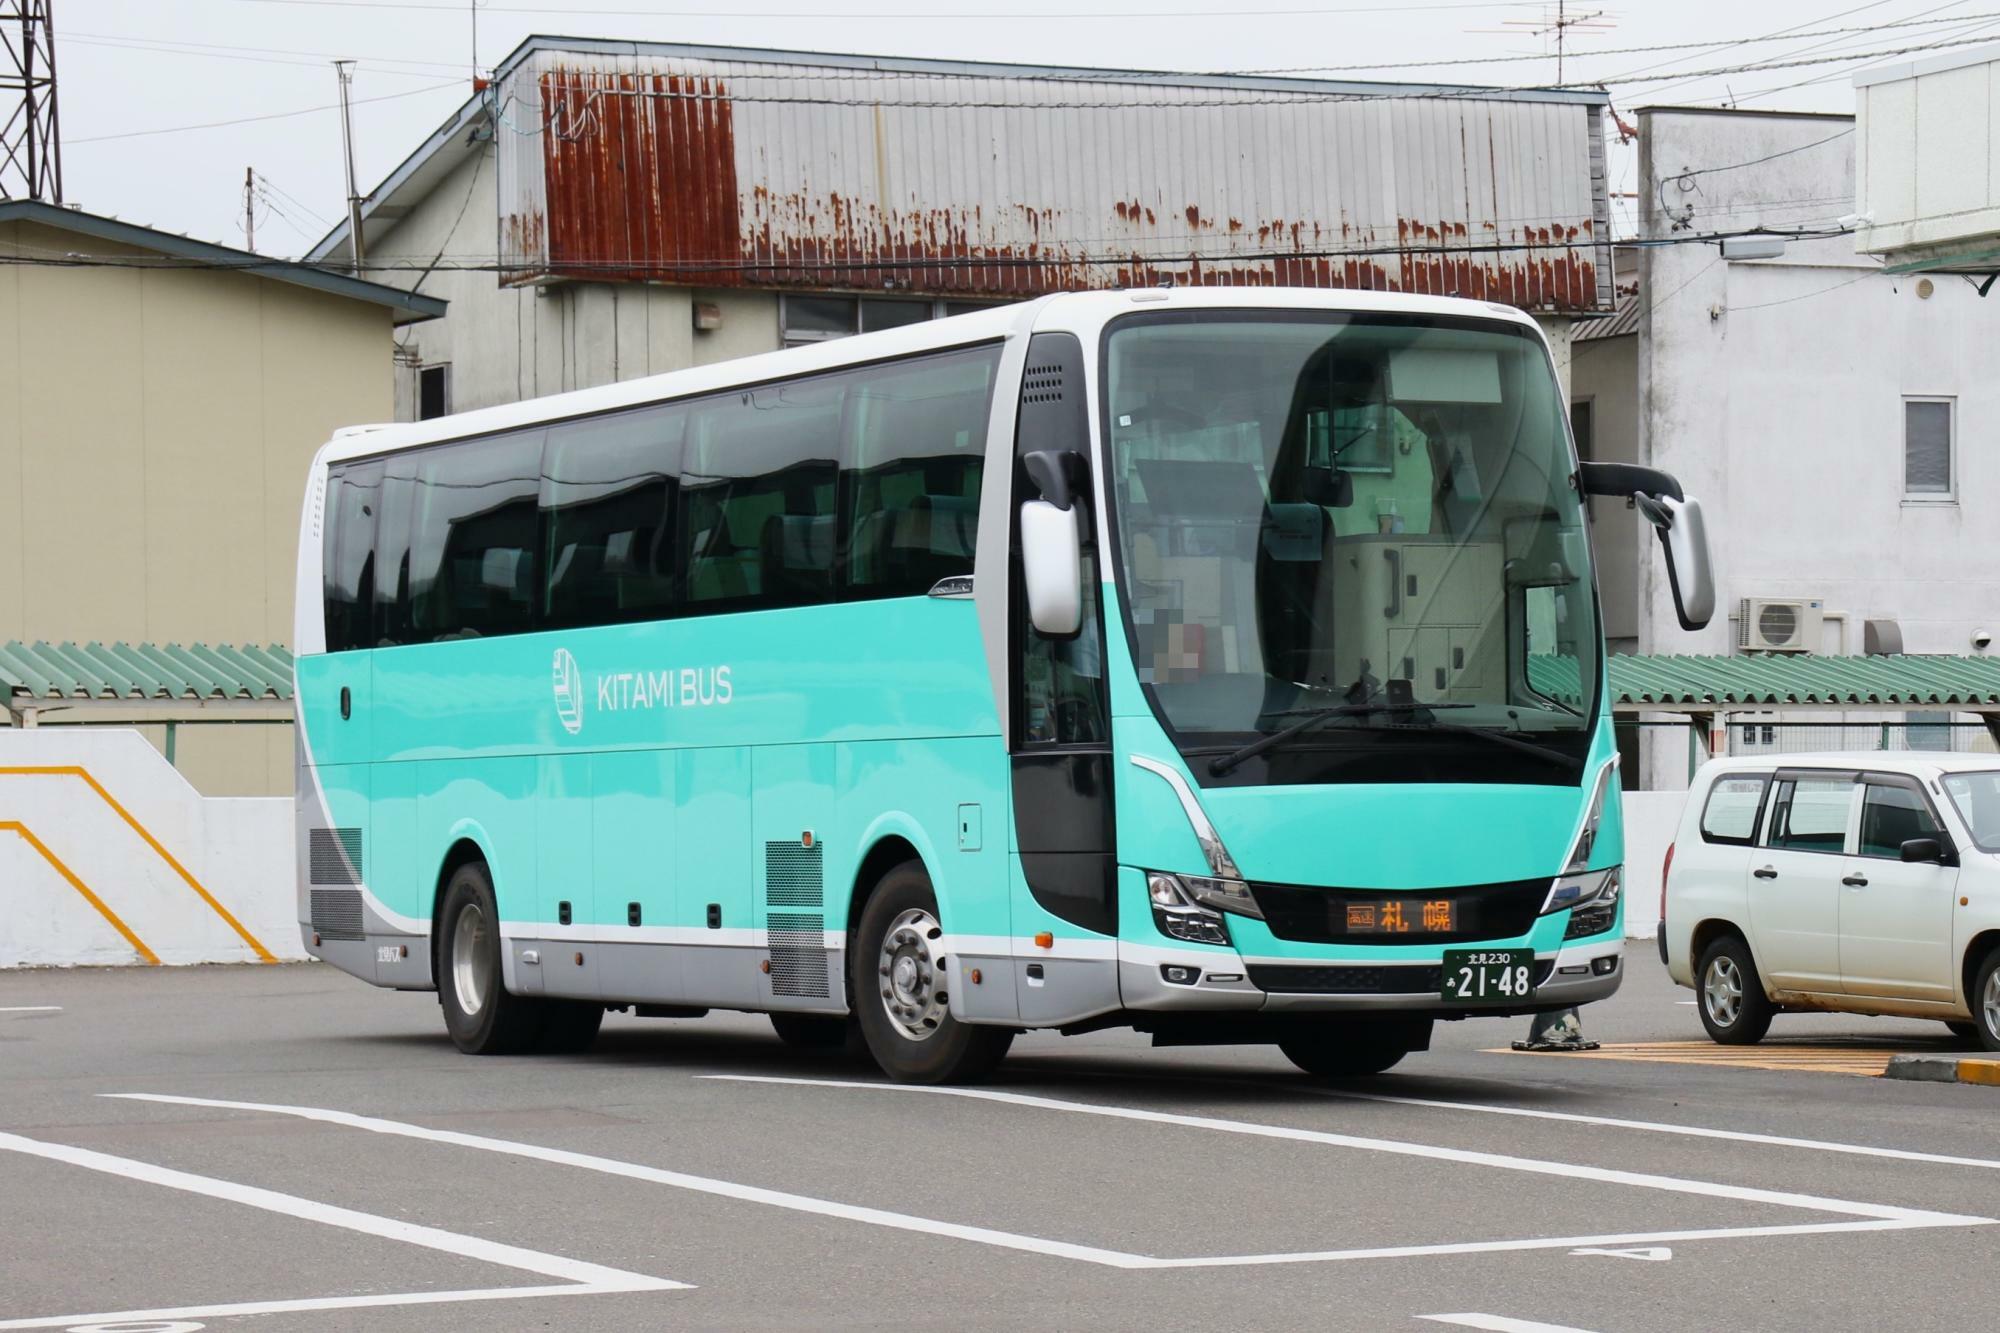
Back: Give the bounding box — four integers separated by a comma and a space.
1117, 936, 1625, 1016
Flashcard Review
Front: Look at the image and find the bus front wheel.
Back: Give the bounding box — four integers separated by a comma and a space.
438, 860, 552, 1055
1277, 1021, 1424, 1078
851, 861, 1013, 1084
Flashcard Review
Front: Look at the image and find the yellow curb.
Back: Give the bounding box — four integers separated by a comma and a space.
1957, 1059, 2000, 1087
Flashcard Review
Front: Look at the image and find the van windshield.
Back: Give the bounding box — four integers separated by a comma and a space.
1941, 771, 2000, 851
1102, 311, 1597, 787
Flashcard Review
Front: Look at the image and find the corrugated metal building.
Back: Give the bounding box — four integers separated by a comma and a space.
315, 38, 1612, 418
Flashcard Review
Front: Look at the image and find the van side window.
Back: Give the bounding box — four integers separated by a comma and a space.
1858, 780, 1942, 859
1764, 774, 1854, 854
1699, 775, 1768, 844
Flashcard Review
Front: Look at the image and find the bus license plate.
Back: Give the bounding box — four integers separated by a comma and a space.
1442, 948, 1536, 1004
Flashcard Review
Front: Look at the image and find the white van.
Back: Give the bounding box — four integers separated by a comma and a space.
1660, 753, 2000, 1048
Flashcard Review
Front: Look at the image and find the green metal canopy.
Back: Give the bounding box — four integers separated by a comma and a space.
1, 642, 294, 722
1607, 654, 2000, 711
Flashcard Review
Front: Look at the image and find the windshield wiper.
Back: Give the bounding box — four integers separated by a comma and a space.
1209, 701, 1470, 776
1383, 720, 1584, 770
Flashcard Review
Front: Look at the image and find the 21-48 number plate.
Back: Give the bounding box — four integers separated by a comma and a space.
1442, 948, 1536, 1004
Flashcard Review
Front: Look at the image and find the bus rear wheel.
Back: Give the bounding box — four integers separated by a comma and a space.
851, 861, 1012, 1084
1277, 1021, 1425, 1078
437, 860, 547, 1055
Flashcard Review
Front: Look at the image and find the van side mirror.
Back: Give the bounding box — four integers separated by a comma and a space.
1900, 837, 1948, 864
1580, 461, 1715, 632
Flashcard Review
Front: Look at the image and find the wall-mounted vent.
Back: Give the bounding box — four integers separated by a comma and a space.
310, 888, 364, 941
1738, 598, 1823, 654
308, 827, 363, 885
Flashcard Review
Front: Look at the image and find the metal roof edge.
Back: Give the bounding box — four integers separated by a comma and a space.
1, 201, 446, 322
1853, 40, 2000, 90
308, 88, 491, 266
489, 32, 1611, 105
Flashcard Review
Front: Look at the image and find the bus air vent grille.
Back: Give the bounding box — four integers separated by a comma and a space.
310, 889, 365, 941
1022, 364, 1066, 404
765, 841, 824, 907
308, 828, 364, 886
768, 911, 830, 998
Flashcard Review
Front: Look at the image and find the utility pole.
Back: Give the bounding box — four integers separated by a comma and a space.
334, 59, 364, 275
0, 0, 63, 202
470, 0, 479, 84
242, 166, 255, 253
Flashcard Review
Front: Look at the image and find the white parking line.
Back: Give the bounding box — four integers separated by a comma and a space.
1421, 1315, 1602, 1333
1298, 1085, 2000, 1172
0, 1006, 60, 1013
0, 1129, 684, 1330
102, 1093, 1154, 1269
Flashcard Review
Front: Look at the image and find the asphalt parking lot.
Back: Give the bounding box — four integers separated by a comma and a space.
3, 955, 1996, 1333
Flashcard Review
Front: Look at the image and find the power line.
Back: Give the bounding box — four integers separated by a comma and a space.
61, 34, 461, 80
192, 0, 1557, 16
68, 79, 463, 144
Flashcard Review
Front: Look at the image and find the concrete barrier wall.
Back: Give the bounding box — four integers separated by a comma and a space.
2, 727, 1683, 966
0, 729, 302, 967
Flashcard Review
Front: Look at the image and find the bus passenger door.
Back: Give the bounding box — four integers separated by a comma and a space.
537, 753, 595, 998
677, 746, 758, 1006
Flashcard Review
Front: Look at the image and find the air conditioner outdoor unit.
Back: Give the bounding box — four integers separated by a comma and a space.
1738, 597, 1824, 653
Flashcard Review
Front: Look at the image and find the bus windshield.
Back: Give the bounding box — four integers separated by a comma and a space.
1104, 311, 1598, 786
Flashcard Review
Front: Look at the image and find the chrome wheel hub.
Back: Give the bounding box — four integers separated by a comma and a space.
1703, 955, 1743, 1028
878, 907, 947, 1042
451, 901, 492, 1018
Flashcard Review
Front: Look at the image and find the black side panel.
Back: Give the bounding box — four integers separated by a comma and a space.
1016, 333, 1089, 459
1012, 750, 1116, 934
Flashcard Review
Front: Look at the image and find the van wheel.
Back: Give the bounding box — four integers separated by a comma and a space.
1972, 946, 2000, 1053
851, 861, 1013, 1084
438, 861, 545, 1055
1696, 935, 1773, 1045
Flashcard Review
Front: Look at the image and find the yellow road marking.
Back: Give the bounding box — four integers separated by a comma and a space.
0, 765, 275, 962
1487, 1041, 1912, 1077
1958, 1060, 2000, 1087
1, 820, 161, 965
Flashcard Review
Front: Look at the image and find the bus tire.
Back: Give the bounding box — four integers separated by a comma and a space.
851, 861, 1013, 1084
769, 1013, 857, 1051
537, 1000, 604, 1054
1277, 1025, 1416, 1078
1696, 934, 1774, 1046
437, 860, 545, 1055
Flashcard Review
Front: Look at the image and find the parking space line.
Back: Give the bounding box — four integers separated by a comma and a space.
1297, 1085, 2000, 1171
0, 1128, 684, 1330
0, 1006, 60, 1013
700, 1076, 1987, 1230
1420, 1314, 1601, 1332
101, 1093, 1158, 1269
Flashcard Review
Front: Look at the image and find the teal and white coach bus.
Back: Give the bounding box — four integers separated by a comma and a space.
295, 288, 1715, 1083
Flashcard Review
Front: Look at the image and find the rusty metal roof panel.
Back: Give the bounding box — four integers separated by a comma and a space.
493, 46, 1613, 312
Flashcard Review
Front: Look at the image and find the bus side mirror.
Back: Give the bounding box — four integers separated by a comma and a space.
1580, 462, 1715, 632
1020, 500, 1082, 637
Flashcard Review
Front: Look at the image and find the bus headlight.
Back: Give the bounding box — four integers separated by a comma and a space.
1540, 866, 1621, 916
1146, 871, 1234, 946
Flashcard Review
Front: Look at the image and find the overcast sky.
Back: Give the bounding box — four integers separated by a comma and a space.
50, 0, 2000, 257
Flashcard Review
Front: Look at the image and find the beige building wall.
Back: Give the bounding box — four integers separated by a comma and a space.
0, 218, 396, 796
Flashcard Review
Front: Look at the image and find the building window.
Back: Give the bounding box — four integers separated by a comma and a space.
1904, 396, 1954, 501
779, 295, 1001, 347
418, 364, 451, 420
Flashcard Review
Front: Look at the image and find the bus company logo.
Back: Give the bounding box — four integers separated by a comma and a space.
552, 647, 584, 735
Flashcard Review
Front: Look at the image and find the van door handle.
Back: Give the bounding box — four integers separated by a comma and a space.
1842, 873, 1869, 887
1753, 866, 1778, 880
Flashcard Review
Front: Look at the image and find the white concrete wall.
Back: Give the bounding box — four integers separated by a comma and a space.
370, 146, 780, 419
1635, 107, 2000, 789
0, 729, 302, 968
1854, 45, 2000, 264
1620, 789, 1686, 940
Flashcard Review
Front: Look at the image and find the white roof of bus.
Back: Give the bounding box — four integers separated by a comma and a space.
315, 287, 1543, 467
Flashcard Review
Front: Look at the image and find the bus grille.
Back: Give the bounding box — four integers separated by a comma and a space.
1249, 876, 1549, 946
768, 912, 830, 998
1247, 960, 1556, 995
310, 889, 365, 941
308, 828, 363, 886
765, 842, 824, 907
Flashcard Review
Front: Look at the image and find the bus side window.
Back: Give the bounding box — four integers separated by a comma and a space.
683, 380, 841, 611
541, 403, 685, 629
323, 460, 382, 653
405, 429, 544, 642
843, 343, 1001, 598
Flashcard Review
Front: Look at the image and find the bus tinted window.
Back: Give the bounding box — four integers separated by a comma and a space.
542, 404, 684, 629
407, 431, 544, 642
845, 345, 997, 598
683, 381, 840, 609
323, 460, 382, 654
